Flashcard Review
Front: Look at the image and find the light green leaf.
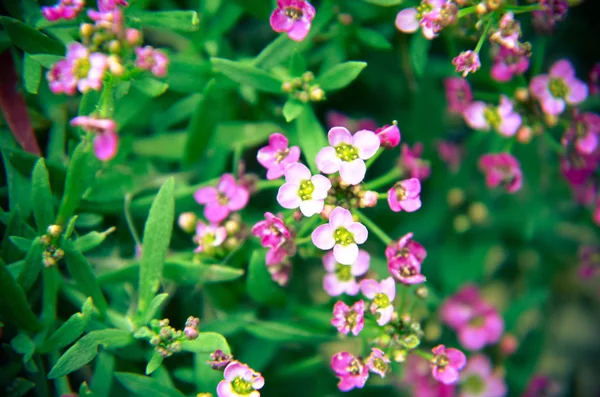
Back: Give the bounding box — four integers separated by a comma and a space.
39, 297, 94, 353
138, 178, 175, 317
31, 159, 54, 233
179, 332, 231, 354
0, 16, 64, 55
410, 33, 431, 77
145, 351, 164, 375
115, 373, 185, 397
132, 77, 168, 98
142, 293, 169, 326
23, 54, 41, 94
128, 10, 200, 32
246, 251, 285, 306
363, 0, 405, 5
133, 132, 187, 161
292, 106, 327, 173
183, 80, 217, 165
282, 99, 304, 123
356, 28, 392, 50
245, 321, 332, 343
316, 61, 367, 92
211, 58, 283, 94
73, 227, 115, 253
28, 54, 64, 68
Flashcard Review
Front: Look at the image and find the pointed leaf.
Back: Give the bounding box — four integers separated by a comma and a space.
183, 80, 217, 164
356, 28, 392, 50
211, 58, 283, 94
0, 16, 64, 55
17, 237, 44, 292
23, 54, 41, 94
39, 297, 94, 353
410, 33, 431, 77
292, 105, 327, 174
0, 260, 41, 332
31, 159, 54, 233
142, 293, 169, 326
115, 373, 185, 397
316, 61, 367, 91
179, 332, 231, 354
128, 10, 200, 32
145, 351, 164, 375
282, 99, 304, 123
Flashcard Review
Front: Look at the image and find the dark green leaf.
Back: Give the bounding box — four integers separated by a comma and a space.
0, 260, 41, 332
246, 251, 285, 306
115, 373, 185, 397
289, 51, 306, 77
17, 237, 44, 292
179, 332, 231, 354
38, 297, 94, 353
145, 351, 164, 375
6, 378, 35, 397
211, 58, 283, 94
128, 10, 200, 32
245, 321, 332, 343
183, 80, 217, 164
91, 351, 115, 397
142, 293, 169, 326
23, 54, 41, 94
31, 159, 54, 233
356, 28, 392, 50
0, 16, 64, 55
409, 33, 431, 77
10, 333, 35, 364
316, 61, 367, 91
292, 106, 327, 173
152, 93, 202, 132
282, 99, 304, 123
8, 236, 32, 252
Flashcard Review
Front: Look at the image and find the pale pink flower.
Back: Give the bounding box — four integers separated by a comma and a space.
194, 174, 249, 223
436, 140, 464, 173
70, 116, 118, 161
323, 250, 370, 296
311, 207, 368, 265
257, 133, 301, 180
530, 59, 588, 116
193, 221, 227, 254
98, 0, 128, 12
326, 111, 378, 132
135, 46, 169, 77
431, 345, 467, 385
399, 143, 431, 180
478, 153, 523, 193
331, 300, 365, 336
316, 127, 380, 185
491, 46, 530, 82
444, 77, 472, 115
365, 348, 390, 378
463, 96, 522, 137
270, 0, 316, 42
42, 0, 85, 21
360, 277, 396, 325
489, 12, 521, 50
453, 51, 481, 77
562, 112, 600, 155
375, 124, 401, 148
48, 43, 108, 95
217, 361, 264, 397
395, 0, 449, 39
459, 354, 507, 397
331, 352, 369, 392
387, 178, 422, 213
277, 163, 331, 217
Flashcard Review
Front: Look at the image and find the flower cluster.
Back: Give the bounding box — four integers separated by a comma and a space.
138, 317, 200, 358
205, 350, 264, 397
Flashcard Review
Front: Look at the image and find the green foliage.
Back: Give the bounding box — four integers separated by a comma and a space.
127, 10, 200, 32
31, 159, 54, 233
211, 58, 283, 94
247, 251, 285, 305
38, 298, 94, 353
316, 61, 367, 91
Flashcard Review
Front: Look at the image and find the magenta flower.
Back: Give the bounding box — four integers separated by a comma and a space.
562, 112, 600, 155
436, 140, 464, 173
323, 250, 370, 297
252, 212, 291, 251
444, 77, 472, 115
360, 277, 396, 326
459, 354, 507, 397
217, 361, 264, 397
431, 345, 467, 385
453, 51, 481, 78
463, 95, 522, 137
207, 349, 233, 370
331, 352, 369, 392
270, 0, 316, 42
326, 111, 378, 132
331, 300, 365, 336
375, 124, 401, 148
578, 245, 599, 280
489, 12, 521, 50
312, 207, 368, 265
316, 127, 380, 185
491, 46, 530, 82
403, 354, 457, 397
590, 63, 600, 95
135, 46, 169, 77
48, 43, 108, 95
42, 0, 84, 21
395, 0, 449, 39
257, 133, 301, 180
277, 163, 331, 217
194, 174, 249, 223
399, 143, 431, 180
98, 0, 128, 11
387, 178, 422, 213
533, 0, 568, 34
386, 232, 427, 265
522, 375, 560, 397
366, 348, 391, 378
530, 59, 588, 116
560, 150, 599, 186
88, 6, 125, 35
388, 255, 426, 285
193, 221, 227, 254
70, 116, 119, 161
478, 153, 523, 193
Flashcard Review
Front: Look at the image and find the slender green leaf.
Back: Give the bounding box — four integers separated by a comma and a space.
78, 382, 93, 397
316, 61, 367, 91
132, 77, 168, 98
28, 54, 64, 68
409, 33, 431, 77
23, 54, 41, 94
142, 293, 169, 326
183, 80, 217, 164
7, 378, 35, 397
246, 251, 285, 306
0, 16, 64, 55
31, 159, 54, 233
0, 260, 41, 332
356, 28, 392, 50
91, 351, 115, 397
39, 297, 94, 353
73, 227, 115, 253
11, 333, 35, 364
9, 236, 32, 252
282, 99, 304, 122
138, 178, 175, 316
128, 10, 200, 32
115, 373, 185, 397
363, 0, 405, 5
145, 351, 164, 375
292, 106, 327, 173
245, 321, 332, 343
17, 237, 44, 292
179, 332, 231, 354
211, 58, 283, 94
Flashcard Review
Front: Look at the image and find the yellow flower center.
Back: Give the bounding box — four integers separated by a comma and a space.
284, 7, 303, 20
549, 77, 569, 98
335, 263, 353, 281
334, 227, 355, 245
231, 377, 253, 395
335, 142, 359, 162
73, 58, 91, 79
298, 179, 315, 201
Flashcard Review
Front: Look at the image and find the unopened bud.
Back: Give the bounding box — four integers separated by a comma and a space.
281, 81, 293, 93
224, 220, 240, 235
338, 13, 353, 25
53, 248, 64, 260
207, 349, 233, 370
360, 191, 378, 208
293, 210, 303, 221
197, 394, 213, 397
40, 235, 52, 246
47, 225, 62, 238
150, 336, 160, 346
43, 256, 56, 268
393, 349, 407, 363
453, 214, 471, 233
107, 55, 124, 76
378, 334, 391, 347
447, 187, 465, 207
170, 341, 182, 353
415, 286, 429, 299
291, 78, 303, 88
309, 86, 325, 102
515, 87, 529, 102
108, 40, 121, 54
126, 28, 142, 46
321, 204, 335, 220
302, 71, 314, 83
402, 334, 421, 349
178, 212, 198, 233
424, 321, 442, 341
475, 3, 487, 16
500, 333, 518, 356
224, 237, 239, 250
486, 0, 502, 10
517, 126, 533, 143
297, 91, 310, 103
80, 23, 94, 38
468, 202, 488, 224
545, 113, 558, 127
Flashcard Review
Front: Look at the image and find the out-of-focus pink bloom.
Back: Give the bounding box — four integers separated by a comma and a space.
207, 349, 233, 370
267, 261, 292, 286
316, 127, 380, 185
530, 59, 588, 116
70, 116, 118, 161
270, 0, 315, 42
489, 12, 521, 50
399, 143, 431, 180
135, 46, 169, 77
478, 153, 523, 193
48, 43, 108, 95
194, 174, 249, 223
251, 212, 296, 267
499, 333, 519, 356
431, 345, 467, 385
521, 375, 561, 397
570, 182, 596, 205
444, 77, 472, 115
323, 250, 370, 296
453, 51, 481, 78
98, 0, 128, 12
532, 0, 568, 34
590, 63, 600, 95
326, 111, 378, 132
395, 0, 450, 39
277, 163, 331, 217
366, 348, 390, 378
193, 221, 227, 254
331, 300, 365, 336
216, 361, 264, 397
387, 178, 422, 213
257, 133, 301, 180
312, 207, 368, 265
403, 354, 457, 397
42, 0, 85, 21
578, 245, 599, 280
88, 7, 125, 35
436, 140, 464, 173
360, 277, 396, 325
386, 233, 427, 285
331, 352, 369, 392
491, 46, 530, 82
440, 285, 505, 351
376, 123, 401, 148
560, 149, 600, 186
463, 96, 522, 137
360, 191, 379, 208
595, 199, 600, 226
459, 354, 507, 397
562, 112, 600, 155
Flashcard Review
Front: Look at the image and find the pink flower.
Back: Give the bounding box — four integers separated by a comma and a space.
135, 46, 169, 77
560, 150, 599, 186
360, 277, 396, 325
395, 0, 449, 39
444, 77, 472, 115
323, 250, 370, 296
399, 143, 431, 180
385, 232, 427, 265
88, 7, 125, 35
489, 12, 521, 50
463, 96, 522, 137
251, 213, 296, 268
365, 348, 390, 378
521, 375, 561, 397
331, 300, 365, 336
431, 345, 467, 385
98, 0, 128, 12
70, 116, 119, 161
389, 255, 426, 285
269, 0, 316, 42
532, 0, 568, 34
436, 140, 464, 173
267, 261, 292, 286
530, 59, 588, 116
326, 111, 378, 132
193, 221, 227, 254
311, 207, 368, 265
375, 123, 401, 148
453, 51, 481, 78
403, 354, 457, 397
47, 43, 108, 95
194, 174, 249, 223
257, 133, 301, 180
491, 46, 530, 82
578, 245, 599, 280
217, 361, 264, 397
590, 63, 600, 95
562, 112, 600, 155
42, 0, 85, 21
478, 153, 523, 193
459, 354, 507, 397
316, 127, 380, 185
277, 163, 331, 217
331, 352, 369, 392
387, 178, 422, 213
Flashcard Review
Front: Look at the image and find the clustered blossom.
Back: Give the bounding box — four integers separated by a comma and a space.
478, 153, 523, 194
135, 46, 169, 77
145, 318, 199, 358
331, 300, 365, 336
194, 174, 250, 224
459, 354, 507, 397
386, 233, 427, 285
257, 133, 301, 180
251, 212, 295, 286
193, 221, 227, 255
70, 116, 119, 161
48, 43, 108, 95
532, 0, 569, 34
312, 207, 368, 265
491, 46, 530, 82
42, 0, 85, 21
464, 95, 522, 137
323, 250, 370, 296
562, 111, 600, 155
217, 361, 264, 397
277, 163, 331, 217
530, 59, 588, 116
270, 0, 316, 42
360, 277, 396, 326
402, 354, 456, 396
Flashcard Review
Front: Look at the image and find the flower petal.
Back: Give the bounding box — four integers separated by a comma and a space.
353, 130, 380, 159
194, 187, 218, 204
348, 222, 368, 244
352, 250, 370, 276
204, 203, 229, 224
339, 159, 366, 185
463, 102, 489, 131
334, 243, 359, 265
359, 279, 380, 299
269, 8, 293, 32
312, 224, 335, 250
277, 183, 301, 209
299, 199, 324, 217
328, 126, 353, 146
93, 130, 118, 161
269, 132, 289, 150
316, 146, 342, 174
287, 20, 311, 42
323, 252, 337, 272
566, 79, 588, 104
330, 207, 353, 228
400, 197, 422, 212
380, 277, 396, 300
324, 274, 345, 296
284, 162, 311, 184
227, 187, 249, 211
395, 8, 419, 33
311, 174, 332, 199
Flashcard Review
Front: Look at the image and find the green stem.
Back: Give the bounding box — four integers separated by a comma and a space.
295, 236, 313, 245
412, 349, 434, 361
377, 192, 387, 200
474, 17, 494, 54
97, 76, 115, 118
458, 5, 476, 18
364, 168, 401, 191
398, 285, 409, 315
365, 148, 384, 169
354, 209, 392, 245
256, 179, 284, 191
504, 4, 545, 14
124, 193, 142, 247
232, 146, 243, 175
297, 215, 322, 238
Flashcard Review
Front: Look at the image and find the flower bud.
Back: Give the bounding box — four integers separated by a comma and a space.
453, 214, 471, 233
297, 91, 310, 103
415, 286, 429, 299
184, 326, 199, 340
207, 349, 233, 370
281, 81, 293, 93
486, 0, 502, 11
309, 86, 325, 102
302, 71, 314, 82
41, 235, 52, 246
468, 202, 488, 224
338, 13, 353, 25
545, 113, 558, 127
43, 256, 56, 268
224, 237, 239, 250
224, 220, 240, 235
500, 333, 518, 356
393, 349, 407, 363
475, 2, 488, 16
107, 55, 124, 76
516, 126, 533, 143
108, 40, 121, 54
126, 28, 142, 46
293, 210, 303, 221
197, 394, 213, 397
375, 122, 401, 148
447, 187, 465, 207
515, 87, 529, 102
321, 204, 335, 220
53, 248, 65, 260
178, 212, 198, 233
47, 225, 62, 238
80, 23, 94, 38
402, 334, 421, 349
360, 191, 378, 208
